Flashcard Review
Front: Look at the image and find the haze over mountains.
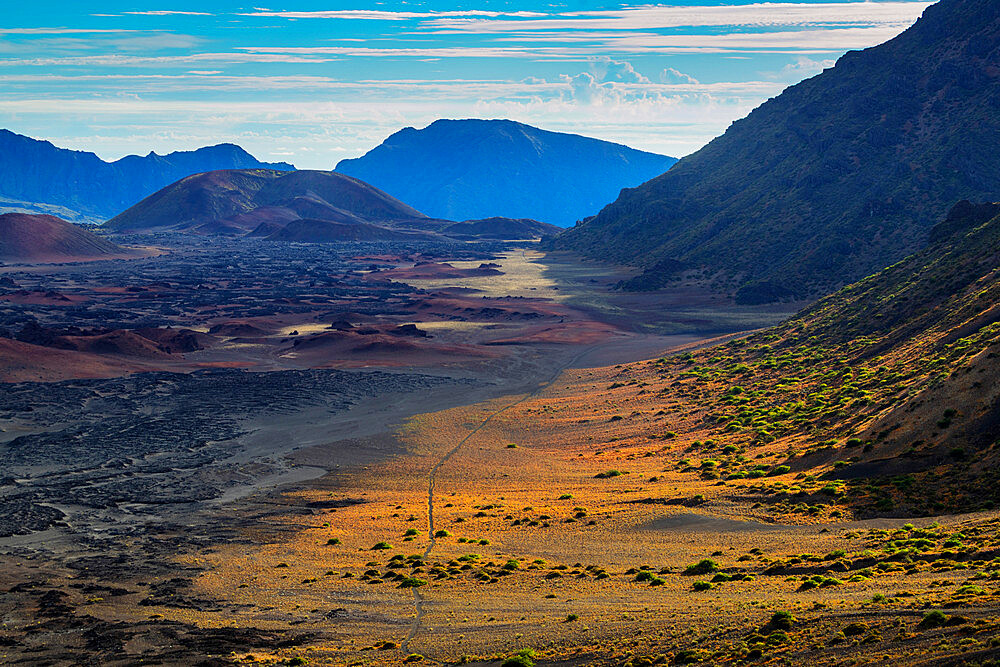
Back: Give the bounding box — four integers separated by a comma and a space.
336, 119, 678, 226
0, 130, 293, 223
550, 0, 1000, 302
105, 168, 562, 241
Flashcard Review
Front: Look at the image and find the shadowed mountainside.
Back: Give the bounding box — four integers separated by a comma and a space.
0, 130, 293, 222
336, 118, 677, 226
549, 0, 1000, 301
0, 213, 125, 261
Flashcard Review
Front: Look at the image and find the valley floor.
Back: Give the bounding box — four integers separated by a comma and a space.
5, 246, 997, 666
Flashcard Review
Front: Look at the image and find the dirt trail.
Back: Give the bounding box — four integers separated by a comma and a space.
400, 342, 604, 655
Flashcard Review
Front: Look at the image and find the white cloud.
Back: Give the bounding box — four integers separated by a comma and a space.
0, 27, 136, 35
594, 56, 649, 84
778, 56, 836, 78
660, 67, 699, 85
239, 10, 546, 20
423, 2, 931, 33
124, 11, 212, 16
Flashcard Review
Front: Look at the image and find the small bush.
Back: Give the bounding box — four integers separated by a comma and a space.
843, 622, 868, 636
692, 580, 714, 591
399, 577, 427, 588
371, 542, 393, 550
595, 470, 622, 479
502, 656, 534, 667
565, 614, 579, 622
503, 649, 536, 667
684, 559, 720, 576
770, 611, 795, 629
769, 465, 791, 476
326, 538, 341, 545
919, 610, 948, 628
403, 654, 424, 663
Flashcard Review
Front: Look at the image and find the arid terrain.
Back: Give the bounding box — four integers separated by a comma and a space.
6, 231, 1000, 666
0, 237, 808, 666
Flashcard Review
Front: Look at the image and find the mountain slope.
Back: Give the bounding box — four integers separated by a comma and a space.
0, 129, 293, 222
335, 119, 677, 226
550, 0, 1000, 300
588, 199, 1000, 516
103, 169, 426, 234
0, 213, 125, 261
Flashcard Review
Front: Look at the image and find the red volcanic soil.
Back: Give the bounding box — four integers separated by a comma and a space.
374, 262, 503, 280
208, 322, 273, 337
59, 331, 176, 359
483, 321, 622, 345
0, 338, 154, 382
135, 327, 215, 353
0, 213, 126, 262
408, 295, 556, 322
0, 290, 85, 306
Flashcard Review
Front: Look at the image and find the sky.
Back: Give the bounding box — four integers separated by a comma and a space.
1, 1, 932, 169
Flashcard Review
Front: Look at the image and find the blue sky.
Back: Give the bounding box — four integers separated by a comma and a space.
1, 1, 930, 168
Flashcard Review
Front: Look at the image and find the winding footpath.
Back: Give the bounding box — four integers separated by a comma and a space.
400, 343, 604, 656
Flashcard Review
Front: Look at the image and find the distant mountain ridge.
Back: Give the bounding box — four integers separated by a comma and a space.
335, 119, 677, 226
549, 0, 1000, 300
0, 129, 293, 223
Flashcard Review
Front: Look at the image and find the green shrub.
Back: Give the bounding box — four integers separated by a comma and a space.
769, 611, 795, 629
326, 538, 341, 545
769, 465, 791, 476
684, 559, 720, 576
371, 542, 393, 550
692, 581, 714, 591
843, 622, 868, 636
399, 577, 427, 588
595, 470, 622, 479
919, 610, 947, 628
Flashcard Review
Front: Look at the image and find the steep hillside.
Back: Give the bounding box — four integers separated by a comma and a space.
0, 213, 125, 262
550, 0, 1000, 300
0, 129, 292, 222
590, 200, 1000, 516
104, 169, 426, 233
336, 119, 676, 226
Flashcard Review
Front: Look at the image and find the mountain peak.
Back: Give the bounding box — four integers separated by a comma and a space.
0, 129, 295, 222
336, 118, 676, 225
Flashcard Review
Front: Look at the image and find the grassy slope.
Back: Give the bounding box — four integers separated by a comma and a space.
621, 201, 1000, 518
549, 0, 1000, 299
